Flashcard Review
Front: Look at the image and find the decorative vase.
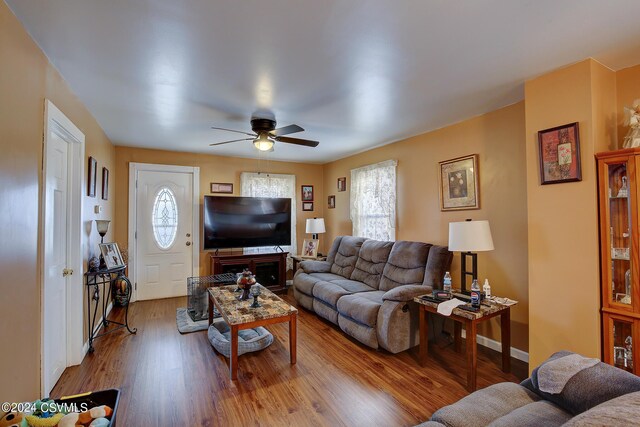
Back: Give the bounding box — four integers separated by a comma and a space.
236, 268, 256, 301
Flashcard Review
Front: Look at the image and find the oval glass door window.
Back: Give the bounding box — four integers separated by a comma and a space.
152, 187, 178, 249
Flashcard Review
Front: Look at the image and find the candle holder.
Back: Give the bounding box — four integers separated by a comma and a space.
250, 284, 262, 308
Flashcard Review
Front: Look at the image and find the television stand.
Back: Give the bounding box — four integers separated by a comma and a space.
209, 252, 288, 293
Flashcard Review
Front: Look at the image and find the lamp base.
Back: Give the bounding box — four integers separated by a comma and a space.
460, 251, 478, 293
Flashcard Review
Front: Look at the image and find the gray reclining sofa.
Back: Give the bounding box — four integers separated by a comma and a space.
293, 236, 452, 353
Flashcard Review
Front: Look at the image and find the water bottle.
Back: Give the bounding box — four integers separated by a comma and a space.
443, 271, 452, 293
471, 279, 481, 308
483, 278, 491, 299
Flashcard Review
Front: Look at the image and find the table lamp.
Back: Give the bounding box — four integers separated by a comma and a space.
95, 219, 110, 269
306, 217, 325, 240
448, 219, 494, 293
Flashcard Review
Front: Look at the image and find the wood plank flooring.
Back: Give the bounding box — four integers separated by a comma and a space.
52, 291, 527, 426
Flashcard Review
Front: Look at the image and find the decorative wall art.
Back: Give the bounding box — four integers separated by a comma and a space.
211, 182, 234, 194
438, 154, 479, 211
88, 156, 97, 197
102, 167, 109, 200
537, 122, 582, 184
301, 185, 314, 201
337, 177, 346, 192
302, 202, 313, 211
328, 195, 336, 209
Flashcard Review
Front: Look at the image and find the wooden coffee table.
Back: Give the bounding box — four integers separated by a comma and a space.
208, 285, 298, 380
414, 294, 513, 391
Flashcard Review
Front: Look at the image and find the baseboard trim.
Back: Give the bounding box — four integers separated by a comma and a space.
460, 329, 529, 363
81, 301, 114, 357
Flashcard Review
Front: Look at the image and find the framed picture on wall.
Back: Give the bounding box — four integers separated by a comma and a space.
537, 122, 582, 185
88, 156, 97, 197
102, 167, 109, 200
302, 202, 314, 211
438, 154, 479, 211
301, 185, 314, 201
211, 182, 233, 193
328, 195, 336, 209
337, 177, 346, 192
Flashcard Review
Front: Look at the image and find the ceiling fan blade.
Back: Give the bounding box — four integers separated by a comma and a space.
275, 136, 319, 147
211, 126, 256, 137
270, 124, 304, 137
209, 138, 254, 146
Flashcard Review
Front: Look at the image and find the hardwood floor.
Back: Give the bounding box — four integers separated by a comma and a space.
53, 291, 527, 426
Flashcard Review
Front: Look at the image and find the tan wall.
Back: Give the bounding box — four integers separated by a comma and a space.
616, 64, 640, 148
322, 103, 529, 352
525, 59, 616, 370
0, 1, 115, 401
114, 147, 325, 276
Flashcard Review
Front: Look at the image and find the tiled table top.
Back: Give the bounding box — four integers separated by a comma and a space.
208, 285, 297, 326
414, 293, 513, 320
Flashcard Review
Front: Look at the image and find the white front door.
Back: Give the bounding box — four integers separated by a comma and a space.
43, 132, 69, 394
135, 169, 195, 300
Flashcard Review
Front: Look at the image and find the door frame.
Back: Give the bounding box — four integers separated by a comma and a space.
40, 100, 85, 395
128, 163, 200, 302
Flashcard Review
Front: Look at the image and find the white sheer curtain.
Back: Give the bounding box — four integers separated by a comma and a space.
240, 172, 296, 269
350, 160, 397, 241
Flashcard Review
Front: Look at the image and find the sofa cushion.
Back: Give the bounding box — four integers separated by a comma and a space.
349, 240, 394, 289
525, 351, 640, 415
330, 279, 377, 293
325, 235, 343, 264
336, 291, 385, 327
312, 281, 351, 307
300, 260, 331, 274
422, 245, 453, 289
330, 236, 367, 279
563, 390, 640, 427
379, 241, 431, 291
337, 315, 378, 349
308, 272, 346, 282
292, 271, 323, 296
487, 400, 571, 427
431, 382, 541, 427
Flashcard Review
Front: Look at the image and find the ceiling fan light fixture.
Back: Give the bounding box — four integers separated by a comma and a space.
253, 133, 274, 151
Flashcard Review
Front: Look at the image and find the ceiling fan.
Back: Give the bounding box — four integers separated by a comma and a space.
210, 117, 319, 152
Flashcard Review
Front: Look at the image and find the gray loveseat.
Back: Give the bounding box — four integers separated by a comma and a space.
420, 351, 640, 426
293, 236, 452, 353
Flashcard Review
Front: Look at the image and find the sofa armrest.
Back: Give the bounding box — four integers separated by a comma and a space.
300, 260, 332, 274
382, 285, 431, 302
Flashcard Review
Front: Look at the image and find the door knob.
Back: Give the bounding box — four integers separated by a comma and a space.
63, 268, 74, 277
186, 233, 191, 237
186, 241, 192, 246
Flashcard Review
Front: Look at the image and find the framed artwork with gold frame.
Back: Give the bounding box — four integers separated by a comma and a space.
438, 154, 479, 211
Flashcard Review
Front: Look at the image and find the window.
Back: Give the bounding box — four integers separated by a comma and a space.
350, 160, 397, 241
152, 187, 178, 249
240, 172, 296, 269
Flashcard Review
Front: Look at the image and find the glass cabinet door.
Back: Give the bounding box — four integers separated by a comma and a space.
605, 161, 633, 308
604, 314, 636, 374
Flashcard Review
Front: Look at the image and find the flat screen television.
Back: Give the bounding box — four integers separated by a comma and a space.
203, 196, 291, 250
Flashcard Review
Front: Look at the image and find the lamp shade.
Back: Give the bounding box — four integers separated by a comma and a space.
448, 220, 494, 252
306, 218, 326, 234
95, 219, 111, 236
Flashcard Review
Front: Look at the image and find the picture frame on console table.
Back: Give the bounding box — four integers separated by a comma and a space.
438, 154, 479, 211
537, 122, 582, 185
301, 239, 319, 258
99, 242, 125, 269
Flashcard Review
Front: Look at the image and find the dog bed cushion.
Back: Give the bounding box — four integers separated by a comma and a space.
207, 321, 273, 358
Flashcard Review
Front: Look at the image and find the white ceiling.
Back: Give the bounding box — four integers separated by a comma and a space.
7, 0, 640, 163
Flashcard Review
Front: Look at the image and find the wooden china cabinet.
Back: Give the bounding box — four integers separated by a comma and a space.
597, 148, 640, 375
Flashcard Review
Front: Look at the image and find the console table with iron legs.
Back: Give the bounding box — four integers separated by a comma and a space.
85, 266, 137, 353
